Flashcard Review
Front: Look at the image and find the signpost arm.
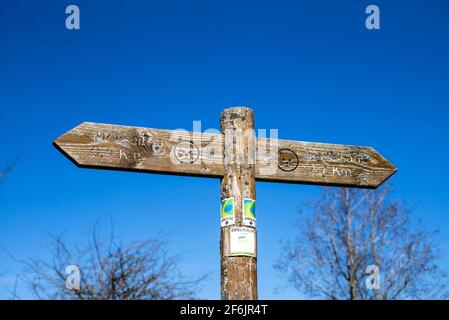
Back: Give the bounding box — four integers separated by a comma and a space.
220, 107, 258, 300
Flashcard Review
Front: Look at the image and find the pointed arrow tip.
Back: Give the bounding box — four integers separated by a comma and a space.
52, 123, 87, 168
52, 138, 81, 168
374, 165, 398, 189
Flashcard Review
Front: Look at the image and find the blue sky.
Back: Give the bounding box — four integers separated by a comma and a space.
1, 0, 448, 299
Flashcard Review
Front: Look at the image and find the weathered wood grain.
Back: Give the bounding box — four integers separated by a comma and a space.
54, 122, 396, 188
53, 122, 224, 178
220, 107, 257, 300
256, 138, 397, 188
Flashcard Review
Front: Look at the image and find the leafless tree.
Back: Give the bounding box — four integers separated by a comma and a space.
16, 224, 205, 300
0, 156, 20, 184
1, 157, 19, 294
0, 163, 14, 185
275, 185, 448, 300
0, 156, 19, 196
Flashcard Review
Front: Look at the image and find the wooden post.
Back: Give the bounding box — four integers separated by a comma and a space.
220, 106, 257, 300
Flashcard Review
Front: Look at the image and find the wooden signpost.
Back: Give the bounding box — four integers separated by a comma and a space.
54, 107, 396, 300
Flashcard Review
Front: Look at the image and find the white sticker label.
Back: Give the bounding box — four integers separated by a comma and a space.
229, 227, 256, 257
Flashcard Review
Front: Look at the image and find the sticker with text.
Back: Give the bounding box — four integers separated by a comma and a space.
229, 227, 256, 257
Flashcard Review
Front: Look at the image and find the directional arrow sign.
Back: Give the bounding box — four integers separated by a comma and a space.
54, 122, 396, 188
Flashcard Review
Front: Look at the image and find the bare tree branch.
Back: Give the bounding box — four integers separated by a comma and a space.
0, 156, 20, 185
13, 224, 206, 300
275, 184, 449, 300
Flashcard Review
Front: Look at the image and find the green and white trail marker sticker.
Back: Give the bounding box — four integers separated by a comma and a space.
242, 198, 256, 227
220, 197, 235, 227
